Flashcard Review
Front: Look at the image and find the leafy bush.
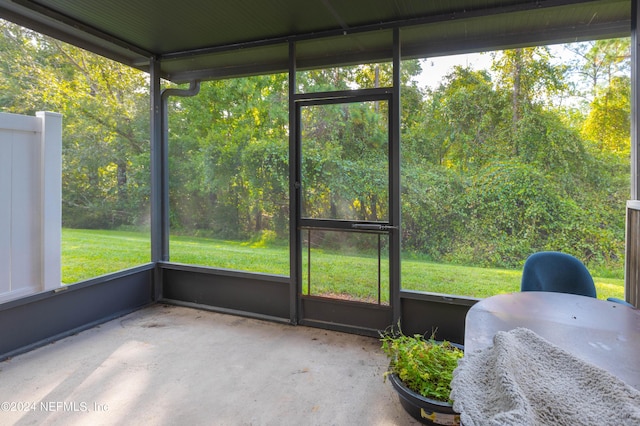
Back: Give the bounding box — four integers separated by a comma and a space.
463, 161, 573, 267
401, 165, 467, 258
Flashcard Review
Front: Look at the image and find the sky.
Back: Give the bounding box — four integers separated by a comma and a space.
415, 52, 492, 89
414, 45, 573, 90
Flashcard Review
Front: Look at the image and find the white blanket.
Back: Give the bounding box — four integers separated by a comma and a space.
450, 327, 640, 426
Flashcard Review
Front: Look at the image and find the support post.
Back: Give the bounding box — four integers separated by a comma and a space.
150, 57, 164, 300
289, 40, 299, 325
632, 0, 639, 200
625, 0, 640, 307
391, 28, 402, 326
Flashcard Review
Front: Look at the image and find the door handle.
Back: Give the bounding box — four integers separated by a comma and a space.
351, 223, 397, 231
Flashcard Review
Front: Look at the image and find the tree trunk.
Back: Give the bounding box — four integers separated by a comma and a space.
117, 161, 127, 201
512, 48, 522, 156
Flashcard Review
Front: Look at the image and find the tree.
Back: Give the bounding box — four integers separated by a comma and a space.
168, 75, 289, 238
492, 47, 566, 155
0, 16, 631, 273
566, 39, 630, 102
0, 20, 150, 228
582, 76, 631, 156
404, 66, 504, 172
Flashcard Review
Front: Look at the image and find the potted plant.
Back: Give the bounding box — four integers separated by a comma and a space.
380, 327, 464, 425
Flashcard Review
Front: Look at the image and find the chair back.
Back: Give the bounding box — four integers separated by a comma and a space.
520, 251, 596, 298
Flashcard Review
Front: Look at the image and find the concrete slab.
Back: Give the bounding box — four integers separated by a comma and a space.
0, 304, 421, 425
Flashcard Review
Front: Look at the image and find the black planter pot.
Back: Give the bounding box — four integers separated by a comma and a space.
389, 373, 460, 426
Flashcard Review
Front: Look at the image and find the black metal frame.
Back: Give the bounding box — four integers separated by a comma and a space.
291, 75, 398, 335
633, 0, 640, 200
160, 263, 290, 322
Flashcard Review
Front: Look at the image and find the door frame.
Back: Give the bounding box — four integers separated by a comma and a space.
291, 88, 399, 335
288, 32, 401, 335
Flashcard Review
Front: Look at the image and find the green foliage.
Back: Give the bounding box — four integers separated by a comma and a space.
491, 47, 567, 122
514, 107, 588, 173
380, 328, 463, 403
582, 76, 631, 155
167, 75, 289, 239
301, 100, 389, 221
405, 67, 504, 171
0, 20, 150, 229
0, 16, 630, 281
465, 161, 571, 266
401, 165, 467, 257
399, 42, 629, 273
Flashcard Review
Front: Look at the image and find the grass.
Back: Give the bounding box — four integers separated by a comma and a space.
170, 234, 290, 274
302, 248, 391, 303
61, 228, 625, 300
62, 228, 151, 283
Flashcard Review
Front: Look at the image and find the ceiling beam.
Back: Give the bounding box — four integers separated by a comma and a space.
159, 0, 616, 61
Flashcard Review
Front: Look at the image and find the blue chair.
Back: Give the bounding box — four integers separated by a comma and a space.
607, 297, 635, 308
520, 251, 596, 298
521, 251, 636, 307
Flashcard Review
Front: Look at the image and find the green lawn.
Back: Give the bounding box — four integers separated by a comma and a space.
61, 228, 625, 300
62, 228, 151, 283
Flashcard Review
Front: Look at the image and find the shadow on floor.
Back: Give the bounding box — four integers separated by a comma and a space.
0, 304, 420, 425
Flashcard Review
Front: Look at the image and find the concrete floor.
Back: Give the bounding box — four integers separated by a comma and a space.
0, 304, 420, 425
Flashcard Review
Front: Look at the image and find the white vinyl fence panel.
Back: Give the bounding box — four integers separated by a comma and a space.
0, 111, 62, 303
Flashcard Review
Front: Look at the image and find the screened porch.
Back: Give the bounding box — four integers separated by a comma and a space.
0, 2, 638, 423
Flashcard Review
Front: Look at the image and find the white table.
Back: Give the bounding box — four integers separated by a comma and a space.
464, 291, 640, 389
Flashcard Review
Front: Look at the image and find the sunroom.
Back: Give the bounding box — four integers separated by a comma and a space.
0, 0, 638, 422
